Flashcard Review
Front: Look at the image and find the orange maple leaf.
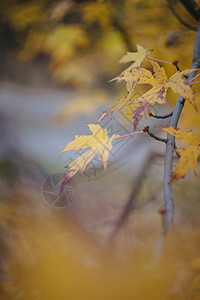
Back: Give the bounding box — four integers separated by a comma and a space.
159, 126, 200, 183
60, 124, 119, 193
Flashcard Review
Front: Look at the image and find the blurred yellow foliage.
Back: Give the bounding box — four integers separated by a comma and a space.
45, 25, 89, 62
1, 188, 200, 300
6, 2, 45, 29
82, 0, 113, 30
3, 0, 197, 88
52, 89, 109, 125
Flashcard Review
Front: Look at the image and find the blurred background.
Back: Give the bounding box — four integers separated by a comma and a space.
0, 0, 200, 299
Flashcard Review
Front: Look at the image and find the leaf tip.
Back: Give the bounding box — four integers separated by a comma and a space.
60, 171, 72, 195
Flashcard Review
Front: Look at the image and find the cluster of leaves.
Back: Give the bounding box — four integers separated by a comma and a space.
60, 45, 200, 191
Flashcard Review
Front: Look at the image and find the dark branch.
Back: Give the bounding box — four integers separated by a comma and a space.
143, 126, 168, 143
167, 0, 197, 31
110, 151, 155, 240
113, 17, 133, 51
172, 60, 181, 72
149, 111, 173, 119
174, 143, 181, 159
178, 0, 200, 21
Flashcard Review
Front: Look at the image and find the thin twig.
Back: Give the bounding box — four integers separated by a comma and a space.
172, 60, 181, 72
143, 126, 168, 143
110, 151, 155, 240
174, 143, 181, 159
149, 111, 173, 119
163, 21, 200, 232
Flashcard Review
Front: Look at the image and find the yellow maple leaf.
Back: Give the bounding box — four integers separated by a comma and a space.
60, 124, 119, 193
119, 45, 151, 71
110, 45, 150, 95
159, 126, 200, 183
168, 69, 198, 111
97, 94, 130, 124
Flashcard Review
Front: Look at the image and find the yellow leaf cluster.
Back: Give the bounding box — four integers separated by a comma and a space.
99, 53, 197, 130
113, 61, 196, 110
97, 45, 149, 124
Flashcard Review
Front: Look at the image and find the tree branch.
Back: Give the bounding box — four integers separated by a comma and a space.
148, 111, 173, 119
163, 21, 200, 232
178, 0, 200, 21
143, 126, 168, 143
110, 151, 155, 240
167, 0, 197, 31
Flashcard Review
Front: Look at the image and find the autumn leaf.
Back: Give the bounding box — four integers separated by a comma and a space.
159, 126, 200, 183
168, 69, 198, 111
132, 104, 152, 131
60, 124, 119, 193
119, 45, 151, 71
97, 94, 130, 124
97, 49, 153, 125
114, 61, 196, 108
110, 45, 150, 95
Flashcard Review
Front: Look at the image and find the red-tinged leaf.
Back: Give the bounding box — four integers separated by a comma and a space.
132, 103, 152, 131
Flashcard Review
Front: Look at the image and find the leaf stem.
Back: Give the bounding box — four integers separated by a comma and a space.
114, 131, 144, 141
189, 80, 200, 86
188, 73, 200, 82
147, 56, 173, 65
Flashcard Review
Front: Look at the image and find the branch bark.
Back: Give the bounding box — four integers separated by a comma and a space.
149, 111, 173, 119
178, 0, 200, 21
167, 0, 197, 31
163, 21, 200, 232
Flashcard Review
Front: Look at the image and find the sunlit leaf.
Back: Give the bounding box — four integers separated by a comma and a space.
159, 126, 200, 183
60, 124, 119, 193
